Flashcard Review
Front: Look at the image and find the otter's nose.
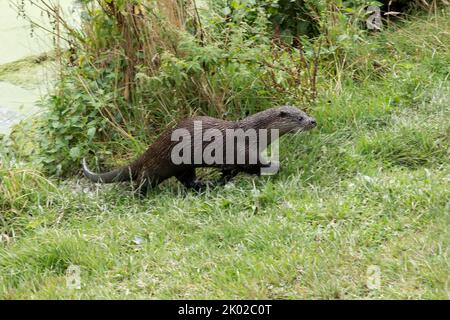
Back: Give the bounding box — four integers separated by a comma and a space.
310, 119, 317, 127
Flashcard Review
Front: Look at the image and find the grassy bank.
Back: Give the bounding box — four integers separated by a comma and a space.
0, 10, 449, 299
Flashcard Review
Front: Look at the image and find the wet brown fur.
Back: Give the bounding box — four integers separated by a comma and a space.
82, 106, 316, 194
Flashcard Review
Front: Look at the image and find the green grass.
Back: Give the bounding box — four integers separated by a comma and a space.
0, 13, 449, 299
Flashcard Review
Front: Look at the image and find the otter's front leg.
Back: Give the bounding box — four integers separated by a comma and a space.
176, 168, 208, 191
237, 159, 280, 177
260, 159, 280, 175
218, 169, 240, 185
177, 168, 238, 191
255, 154, 280, 175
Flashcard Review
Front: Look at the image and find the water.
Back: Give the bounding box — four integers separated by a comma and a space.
0, 81, 42, 134
0, 0, 79, 64
0, 0, 78, 134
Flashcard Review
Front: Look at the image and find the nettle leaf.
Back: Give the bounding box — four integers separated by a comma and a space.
230, 0, 241, 10
368, 1, 383, 6
69, 147, 81, 160
223, 6, 231, 15
87, 127, 96, 140
337, 34, 349, 42
275, 71, 287, 84
51, 122, 61, 129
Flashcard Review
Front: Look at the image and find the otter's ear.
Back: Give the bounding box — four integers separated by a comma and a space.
279, 110, 288, 117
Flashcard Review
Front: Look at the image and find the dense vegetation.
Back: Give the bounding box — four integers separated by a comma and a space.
0, 0, 448, 299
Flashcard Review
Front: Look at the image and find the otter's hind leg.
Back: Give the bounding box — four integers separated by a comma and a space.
134, 176, 160, 197
134, 179, 150, 197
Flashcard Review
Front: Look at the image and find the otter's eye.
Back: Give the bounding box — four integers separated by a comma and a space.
298, 116, 304, 121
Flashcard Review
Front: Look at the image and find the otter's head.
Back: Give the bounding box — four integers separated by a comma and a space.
268, 105, 316, 135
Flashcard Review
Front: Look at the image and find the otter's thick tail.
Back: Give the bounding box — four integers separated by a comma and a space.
82, 158, 134, 183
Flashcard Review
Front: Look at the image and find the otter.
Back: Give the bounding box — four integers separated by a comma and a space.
82, 105, 316, 194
